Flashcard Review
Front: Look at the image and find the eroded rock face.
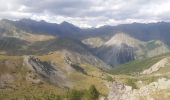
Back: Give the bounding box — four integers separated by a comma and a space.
62, 50, 111, 69
96, 33, 169, 66
107, 78, 170, 100
142, 57, 170, 74
24, 56, 70, 87
98, 44, 135, 66
97, 33, 138, 66
64, 55, 87, 75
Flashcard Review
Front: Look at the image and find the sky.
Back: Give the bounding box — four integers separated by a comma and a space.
0, 0, 170, 28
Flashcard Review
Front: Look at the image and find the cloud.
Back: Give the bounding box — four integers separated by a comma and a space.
0, 0, 170, 27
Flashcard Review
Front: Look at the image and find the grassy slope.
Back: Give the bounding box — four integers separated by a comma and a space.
0, 52, 110, 99
39, 52, 109, 95
111, 52, 170, 75
109, 52, 170, 93
0, 55, 66, 99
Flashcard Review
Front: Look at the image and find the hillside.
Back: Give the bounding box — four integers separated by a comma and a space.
111, 52, 170, 75
95, 33, 169, 66
106, 52, 170, 100
0, 53, 113, 99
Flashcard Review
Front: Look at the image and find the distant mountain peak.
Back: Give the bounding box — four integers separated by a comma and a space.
60, 21, 72, 25
60, 21, 76, 27
19, 18, 35, 22
61, 21, 69, 24
105, 32, 142, 47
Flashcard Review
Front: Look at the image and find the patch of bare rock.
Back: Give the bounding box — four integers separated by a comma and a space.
107, 78, 170, 100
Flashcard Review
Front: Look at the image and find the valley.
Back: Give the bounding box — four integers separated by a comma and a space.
0, 19, 170, 100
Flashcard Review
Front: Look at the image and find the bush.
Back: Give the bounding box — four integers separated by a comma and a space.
126, 78, 138, 89
106, 75, 114, 82
86, 85, 99, 100
67, 89, 83, 100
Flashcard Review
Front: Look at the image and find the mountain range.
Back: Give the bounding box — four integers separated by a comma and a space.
1, 19, 170, 99
0, 19, 170, 66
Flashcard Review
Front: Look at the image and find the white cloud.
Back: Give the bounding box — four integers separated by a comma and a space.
0, 0, 170, 27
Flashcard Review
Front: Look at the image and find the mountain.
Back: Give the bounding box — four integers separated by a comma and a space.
1, 19, 170, 44
0, 19, 170, 66
82, 22, 170, 47
28, 37, 111, 69
13, 19, 82, 37
2, 19, 170, 46
0, 19, 55, 42
95, 33, 169, 66
1, 19, 170, 99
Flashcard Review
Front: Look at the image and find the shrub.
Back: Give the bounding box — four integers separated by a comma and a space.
86, 85, 99, 100
126, 78, 138, 89
67, 89, 83, 100
106, 75, 114, 82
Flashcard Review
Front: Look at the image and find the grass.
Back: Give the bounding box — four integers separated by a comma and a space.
151, 88, 170, 100
0, 55, 24, 75
68, 64, 109, 95
0, 55, 67, 100
125, 78, 138, 89
2, 50, 170, 99
39, 53, 109, 95
0, 81, 66, 100
111, 52, 170, 75
0, 52, 111, 99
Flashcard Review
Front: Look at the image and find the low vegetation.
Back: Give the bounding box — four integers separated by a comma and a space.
125, 78, 138, 89
111, 53, 170, 75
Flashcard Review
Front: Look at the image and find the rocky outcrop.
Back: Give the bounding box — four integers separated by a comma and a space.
24, 56, 70, 87
107, 78, 170, 100
62, 50, 111, 69
64, 56, 87, 75
107, 82, 133, 100
142, 57, 170, 74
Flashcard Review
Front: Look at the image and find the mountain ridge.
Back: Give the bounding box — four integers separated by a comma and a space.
1, 19, 170, 99
1, 19, 170, 46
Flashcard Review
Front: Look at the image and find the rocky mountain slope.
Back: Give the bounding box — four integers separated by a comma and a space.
95, 33, 169, 66
142, 57, 170, 74
0, 19, 111, 69
0, 53, 112, 99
